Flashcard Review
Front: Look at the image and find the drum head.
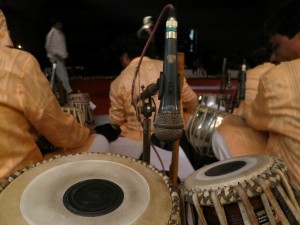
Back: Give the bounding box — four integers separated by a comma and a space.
0, 153, 179, 225
182, 155, 288, 206
184, 155, 276, 191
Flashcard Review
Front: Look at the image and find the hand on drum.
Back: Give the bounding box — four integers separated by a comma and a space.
89, 127, 96, 135
232, 101, 247, 117
212, 114, 269, 160
94, 123, 121, 142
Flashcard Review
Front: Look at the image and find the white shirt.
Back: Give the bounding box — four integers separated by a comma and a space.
45, 27, 68, 59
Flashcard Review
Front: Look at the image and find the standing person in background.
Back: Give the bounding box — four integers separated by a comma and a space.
136, 16, 158, 59
45, 19, 73, 95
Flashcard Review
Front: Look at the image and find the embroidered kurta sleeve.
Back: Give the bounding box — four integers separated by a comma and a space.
244, 60, 300, 185
20, 55, 89, 148
109, 78, 127, 127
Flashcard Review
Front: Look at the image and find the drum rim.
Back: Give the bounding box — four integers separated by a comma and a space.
186, 105, 228, 157
181, 155, 287, 205
0, 153, 180, 225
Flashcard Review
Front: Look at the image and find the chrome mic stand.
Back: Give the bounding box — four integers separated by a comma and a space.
50, 61, 57, 92
140, 95, 156, 163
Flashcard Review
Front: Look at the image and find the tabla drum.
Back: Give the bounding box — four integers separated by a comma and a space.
61, 106, 86, 126
180, 155, 300, 225
186, 106, 228, 158
67, 93, 94, 126
0, 153, 180, 225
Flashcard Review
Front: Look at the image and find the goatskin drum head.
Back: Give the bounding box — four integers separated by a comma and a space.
0, 153, 179, 225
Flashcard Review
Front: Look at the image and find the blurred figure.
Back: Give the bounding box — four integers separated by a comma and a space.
191, 56, 207, 77
248, 47, 273, 68
0, 10, 108, 180
136, 16, 158, 59
45, 19, 73, 94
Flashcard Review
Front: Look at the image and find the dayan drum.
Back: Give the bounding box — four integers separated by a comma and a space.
67, 93, 94, 126
0, 153, 180, 225
180, 155, 300, 225
186, 106, 228, 158
61, 106, 86, 126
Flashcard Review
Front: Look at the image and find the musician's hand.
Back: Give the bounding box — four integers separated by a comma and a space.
89, 128, 97, 135
233, 101, 247, 117
94, 123, 120, 142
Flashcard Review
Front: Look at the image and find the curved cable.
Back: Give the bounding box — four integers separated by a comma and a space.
131, 4, 175, 113
130, 4, 175, 173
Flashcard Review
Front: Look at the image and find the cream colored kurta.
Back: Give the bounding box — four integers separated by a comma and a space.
0, 46, 90, 179
0, 29, 91, 181
109, 57, 198, 141
234, 62, 275, 115
244, 58, 300, 184
216, 63, 274, 158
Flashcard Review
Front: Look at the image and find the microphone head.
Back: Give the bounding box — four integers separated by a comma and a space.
154, 109, 183, 143
168, 7, 176, 19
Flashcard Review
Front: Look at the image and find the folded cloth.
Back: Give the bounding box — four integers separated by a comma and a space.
94, 123, 121, 142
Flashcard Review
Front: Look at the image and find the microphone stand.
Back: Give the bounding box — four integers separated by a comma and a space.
140, 94, 156, 163
130, 4, 178, 180
220, 57, 227, 93
50, 61, 57, 92
169, 52, 184, 188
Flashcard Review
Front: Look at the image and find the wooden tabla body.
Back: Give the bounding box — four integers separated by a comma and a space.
67, 93, 94, 126
186, 106, 228, 158
0, 153, 180, 225
61, 106, 86, 126
180, 155, 300, 225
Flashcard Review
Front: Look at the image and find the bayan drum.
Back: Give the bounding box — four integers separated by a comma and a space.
61, 106, 86, 126
180, 155, 300, 225
0, 153, 180, 225
67, 93, 94, 126
186, 106, 228, 158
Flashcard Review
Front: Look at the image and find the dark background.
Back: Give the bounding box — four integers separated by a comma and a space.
0, 0, 281, 76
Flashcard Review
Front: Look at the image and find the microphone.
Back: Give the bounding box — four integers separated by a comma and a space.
154, 7, 183, 143
239, 60, 246, 101
139, 81, 159, 101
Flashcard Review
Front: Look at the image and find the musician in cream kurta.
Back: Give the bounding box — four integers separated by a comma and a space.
107, 37, 197, 178
212, 0, 300, 187
110, 56, 198, 142
0, 10, 107, 180
244, 59, 300, 185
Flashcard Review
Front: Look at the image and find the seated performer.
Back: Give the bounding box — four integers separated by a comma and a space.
95, 36, 198, 178
0, 10, 108, 180
212, 0, 300, 187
